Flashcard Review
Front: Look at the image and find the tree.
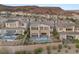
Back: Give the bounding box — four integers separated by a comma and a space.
23, 28, 30, 44
24, 30, 27, 34
22, 19, 30, 45
16, 34, 24, 40
52, 26, 60, 40
68, 18, 76, 22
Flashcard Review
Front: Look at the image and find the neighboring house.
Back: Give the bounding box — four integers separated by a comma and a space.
19, 20, 27, 29
56, 20, 75, 32
0, 22, 5, 28
0, 29, 6, 35
0, 28, 25, 35
56, 20, 79, 40
5, 20, 20, 28
5, 28, 25, 35
0, 11, 11, 17
5, 19, 27, 29
0, 28, 25, 41
72, 14, 79, 19
59, 32, 79, 43
11, 11, 26, 16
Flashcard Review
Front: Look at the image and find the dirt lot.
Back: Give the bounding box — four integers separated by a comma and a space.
0, 40, 79, 54
0, 43, 79, 54
0, 42, 62, 53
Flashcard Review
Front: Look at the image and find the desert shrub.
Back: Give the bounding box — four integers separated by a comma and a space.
46, 46, 51, 54
57, 49, 61, 52
68, 46, 71, 49
74, 39, 79, 43
34, 48, 43, 54
15, 51, 32, 54
0, 47, 9, 54
64, 45, 67, 48
76, 44, 79, 48
58, 44, 62, 49
52, 46, 58, 50
65, 50, 68, 53
76, 50, 79, 53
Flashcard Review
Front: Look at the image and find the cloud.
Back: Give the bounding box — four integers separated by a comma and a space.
0, 0, 79, 4
0, 0, 53, 4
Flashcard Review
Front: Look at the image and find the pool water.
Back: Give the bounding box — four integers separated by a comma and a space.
30, 36, 52, 43
0, 34, 17, 41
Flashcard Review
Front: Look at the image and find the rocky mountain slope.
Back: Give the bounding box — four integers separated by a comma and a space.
0, 4, 78, 16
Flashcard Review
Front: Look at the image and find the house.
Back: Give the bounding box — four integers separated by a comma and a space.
11, 11, 26, 16
59, 32, 79, 40
0, 11, 11, 17
56, 20, 75, 32
5, 20, 20, 28
56, 20, 79, 41
30, 21, 54, 43
0, 28, 25, 41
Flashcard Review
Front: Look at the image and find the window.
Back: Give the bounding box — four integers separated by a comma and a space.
44, 27, 48, 30
41, 33, 47, 35
59, 28, 63, 30
22, 23, 24, 26
66, 28, 73, 31
75, 28, 79, 30
40, 27, 48, 30
50, 27, 53, 29
50, 31, 53, 34
31, 33, 38, 37
31, 27, 38, 30
40, 27, 43, 30
66, 35, 75, 41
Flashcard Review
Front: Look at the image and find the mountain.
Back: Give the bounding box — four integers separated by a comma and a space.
13, 6, 64, 15
0, 4, 14, 11
0, 4, 64, 14
0, 4, 77, 15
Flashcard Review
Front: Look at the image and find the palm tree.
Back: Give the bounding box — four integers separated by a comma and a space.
19, 17, 31, 45
53, 26, 59, 39
52, 21, 60, 42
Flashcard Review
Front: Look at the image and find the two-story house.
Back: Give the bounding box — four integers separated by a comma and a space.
30, 21, 54, 43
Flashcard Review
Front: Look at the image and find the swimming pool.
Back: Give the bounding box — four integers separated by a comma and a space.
30, 36, 52, 43
0, 34, 17, 41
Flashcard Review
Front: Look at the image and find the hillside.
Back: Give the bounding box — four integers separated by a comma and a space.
13, 6, 65, 15
0, 4, 78, 15
0, 4, 14, 11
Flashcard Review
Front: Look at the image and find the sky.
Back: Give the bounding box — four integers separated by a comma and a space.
4, 4, 79, 10
1, 0, 79, 10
